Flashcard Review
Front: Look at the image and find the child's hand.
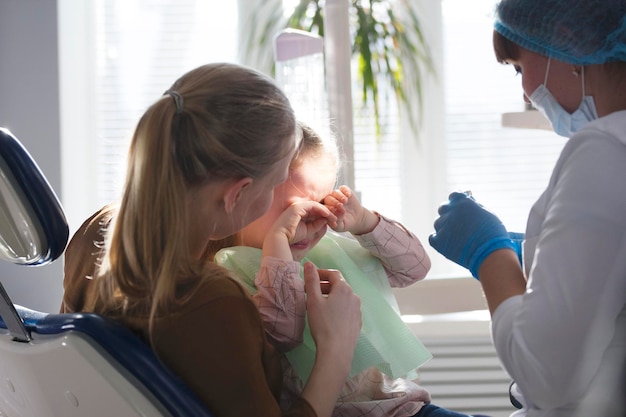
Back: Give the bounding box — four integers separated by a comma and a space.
263, 201, 336, 260
323, 185, 379, 235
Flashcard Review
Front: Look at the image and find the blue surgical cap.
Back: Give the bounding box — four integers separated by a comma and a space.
494, 0, 626, 65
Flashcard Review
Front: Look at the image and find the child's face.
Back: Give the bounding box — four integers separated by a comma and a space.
239, 152, 337, 260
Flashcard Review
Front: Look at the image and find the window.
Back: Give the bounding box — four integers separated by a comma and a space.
92, 0, 239, 203
60, 0, 238, 232
430, 0, 567, 275
60, 0, 566, 279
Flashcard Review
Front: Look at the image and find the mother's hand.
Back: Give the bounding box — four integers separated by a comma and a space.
304, 264, 361, 373
300, 263, 361, 417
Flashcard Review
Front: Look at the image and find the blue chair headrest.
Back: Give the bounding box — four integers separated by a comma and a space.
0, 127, 68, 265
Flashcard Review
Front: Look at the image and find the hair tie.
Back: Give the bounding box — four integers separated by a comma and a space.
164, 90, 184, 114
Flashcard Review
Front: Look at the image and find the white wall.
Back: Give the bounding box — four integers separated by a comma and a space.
0, 0, 64, 313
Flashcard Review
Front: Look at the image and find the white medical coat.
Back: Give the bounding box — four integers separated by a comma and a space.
492, 110, 626, 417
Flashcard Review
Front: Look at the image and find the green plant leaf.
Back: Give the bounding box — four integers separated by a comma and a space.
245, 0, 435, 141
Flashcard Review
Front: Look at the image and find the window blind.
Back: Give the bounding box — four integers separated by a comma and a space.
442, 0, 566, 232
93, 0, 238, 207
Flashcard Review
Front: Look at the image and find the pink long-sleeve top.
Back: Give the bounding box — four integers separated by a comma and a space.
253, 215, 433, 417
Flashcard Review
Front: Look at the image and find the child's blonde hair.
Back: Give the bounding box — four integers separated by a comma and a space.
291, 120, 340, 174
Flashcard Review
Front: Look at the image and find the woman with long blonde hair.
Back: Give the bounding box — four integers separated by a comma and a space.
62, 62, 362, 417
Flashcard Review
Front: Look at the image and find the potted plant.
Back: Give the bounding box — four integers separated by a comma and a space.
241, 0, 435, 138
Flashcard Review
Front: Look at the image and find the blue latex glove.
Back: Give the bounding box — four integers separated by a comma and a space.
508, 232, 525, 267
429, 192, 516, 279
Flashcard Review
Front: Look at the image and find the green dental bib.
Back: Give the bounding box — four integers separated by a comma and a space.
215, 232, 432, 383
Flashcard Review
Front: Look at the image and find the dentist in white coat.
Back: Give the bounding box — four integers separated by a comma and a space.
429, 0, 626, 416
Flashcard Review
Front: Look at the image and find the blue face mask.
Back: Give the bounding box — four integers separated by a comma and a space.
528, 58, 598, 137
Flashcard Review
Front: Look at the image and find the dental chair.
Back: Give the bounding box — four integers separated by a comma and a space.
0, 128, 213, 417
